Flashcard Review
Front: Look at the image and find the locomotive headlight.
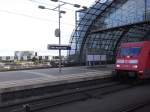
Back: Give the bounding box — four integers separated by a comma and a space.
116, 64, 120, 68
132, 65, 138, 69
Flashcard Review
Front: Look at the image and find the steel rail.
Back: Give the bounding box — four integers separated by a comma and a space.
116, 100, 150, 112
0, 80, 132, 112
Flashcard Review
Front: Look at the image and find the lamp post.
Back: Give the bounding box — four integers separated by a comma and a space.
38, 5, 65, 73
39, 1, 87, 73
58, 3, 61, 73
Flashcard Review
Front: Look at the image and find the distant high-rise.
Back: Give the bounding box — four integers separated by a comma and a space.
14, 51, 35, 60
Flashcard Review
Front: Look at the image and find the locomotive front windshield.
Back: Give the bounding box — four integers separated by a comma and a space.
119, 47, 141, 56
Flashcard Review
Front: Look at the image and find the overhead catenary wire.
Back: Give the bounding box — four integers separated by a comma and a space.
0, 9, 75, 27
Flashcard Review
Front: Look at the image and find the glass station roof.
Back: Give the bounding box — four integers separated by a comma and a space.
68, 0, 150, 64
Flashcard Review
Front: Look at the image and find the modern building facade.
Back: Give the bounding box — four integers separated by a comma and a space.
14, 51, 36, 60
68, 0, 150, 64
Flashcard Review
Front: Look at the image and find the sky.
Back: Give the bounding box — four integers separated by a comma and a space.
0, 0, 94, 56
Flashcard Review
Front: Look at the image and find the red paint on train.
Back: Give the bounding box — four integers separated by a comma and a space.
115, 41, 150, 79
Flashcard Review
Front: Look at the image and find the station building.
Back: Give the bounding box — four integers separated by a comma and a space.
68, 0, 150, 65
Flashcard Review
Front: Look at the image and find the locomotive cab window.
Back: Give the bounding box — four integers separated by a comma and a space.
119, 47, 142, 56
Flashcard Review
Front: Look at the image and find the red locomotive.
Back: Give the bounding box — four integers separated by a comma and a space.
114, 41, 150, 79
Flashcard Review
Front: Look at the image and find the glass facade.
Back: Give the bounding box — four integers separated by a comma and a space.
93, 0, 145, 29
68, 0, 150, 64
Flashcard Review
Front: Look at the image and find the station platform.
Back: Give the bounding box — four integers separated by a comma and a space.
0, 65, 113, 94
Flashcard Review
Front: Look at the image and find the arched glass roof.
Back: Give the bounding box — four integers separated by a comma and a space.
68, 0, 150, 64
68, 0, 115, 61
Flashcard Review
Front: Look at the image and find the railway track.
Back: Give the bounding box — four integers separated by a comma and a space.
0, 77, 133, 112
116, 99, 150, 112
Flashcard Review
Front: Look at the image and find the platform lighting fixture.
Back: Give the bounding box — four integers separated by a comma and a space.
82, 6, 88, 9
73, 4, 81, 8
50, 0, 87, 9
38, 5, 45, 9
50, 0, 58, 2
59, 10, 66, 14
38, 5, 66, 14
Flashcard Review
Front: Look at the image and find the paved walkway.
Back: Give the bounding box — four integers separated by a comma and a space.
0, 66, 113, 93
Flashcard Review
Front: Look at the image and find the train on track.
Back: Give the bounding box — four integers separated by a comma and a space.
113, 41, 150, 80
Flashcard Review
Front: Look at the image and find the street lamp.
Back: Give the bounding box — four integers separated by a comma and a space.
50, 0, 87, 9
39, 1, 87, 73
51, 0, 58, 2
39, 5, 65, 73
38, 5, 66, 13
38, 5, 45, 9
